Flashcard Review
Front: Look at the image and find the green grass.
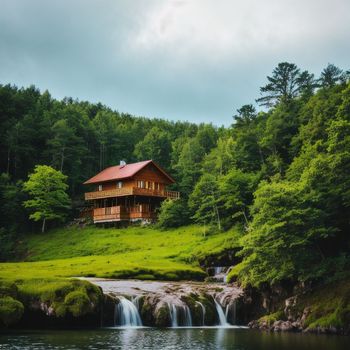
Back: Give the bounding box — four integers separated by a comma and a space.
0, 225, 241, 282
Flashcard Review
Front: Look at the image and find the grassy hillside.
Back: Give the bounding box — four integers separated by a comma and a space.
0, 225, 241, 282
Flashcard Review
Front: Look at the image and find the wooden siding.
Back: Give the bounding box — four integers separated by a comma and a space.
96, 179, 134, 191
93, 205, 156, 223
134, 163, 173, 185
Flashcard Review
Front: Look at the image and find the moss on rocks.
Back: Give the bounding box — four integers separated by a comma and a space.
63, 290, 92, 317
154, 304, 171, 327
258, 310, 286, 326
0, 296, 24, 327
198, 294, 217, 325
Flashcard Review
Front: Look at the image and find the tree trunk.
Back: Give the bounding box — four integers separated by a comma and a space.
42, 218, 46, 233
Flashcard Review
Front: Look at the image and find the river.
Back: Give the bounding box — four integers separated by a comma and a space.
0, 328, 348, 350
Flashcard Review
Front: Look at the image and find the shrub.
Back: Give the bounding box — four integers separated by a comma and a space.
0, 296, 24, 326
64, 290, 92, 317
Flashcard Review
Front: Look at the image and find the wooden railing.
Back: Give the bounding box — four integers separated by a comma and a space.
85, 188, 132, 200
85, 187, 180, 200
164, 190, 180, 200
93, 205, 156, 222
93, 206, 129, 222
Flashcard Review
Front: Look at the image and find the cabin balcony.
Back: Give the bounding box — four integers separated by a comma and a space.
85, 187, 180, 200
92, 205, 156, 223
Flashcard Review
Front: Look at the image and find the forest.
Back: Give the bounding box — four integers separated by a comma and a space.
0, 62, 349, 290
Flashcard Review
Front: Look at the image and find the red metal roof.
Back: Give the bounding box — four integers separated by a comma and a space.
83, 160, 175, 185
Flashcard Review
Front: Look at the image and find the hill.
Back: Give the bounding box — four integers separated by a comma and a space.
0, 225, 241, 282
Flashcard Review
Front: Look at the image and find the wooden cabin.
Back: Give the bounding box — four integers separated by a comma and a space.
83, 160, 180, 224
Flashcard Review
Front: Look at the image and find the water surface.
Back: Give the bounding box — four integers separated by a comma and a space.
0, 328, 348, 350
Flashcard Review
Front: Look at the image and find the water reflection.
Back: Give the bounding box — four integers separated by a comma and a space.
0, 328, 348, 350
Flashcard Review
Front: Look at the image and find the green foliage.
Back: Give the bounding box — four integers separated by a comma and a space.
256, 62, 316, 107
189, 174, 221, 228
134, 127, 172, 169
23, 165, 70, 232
258, 310, 286, 326
318, 63, 347, 88
63, 290, 93, 317
0, 296, 24, 327
218, 169, 257, 226
157, 199, 190, 228
237, 180, 331, 287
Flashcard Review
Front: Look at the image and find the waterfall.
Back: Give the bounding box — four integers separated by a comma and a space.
214, 299, 229, 326
115, 297, 142, 327
212, 266, 230, 283
195, 301, 206, 326
167, 303, 192, 327
214, 266, 224, 275
168, 303, 178, 327
182, 305, 193, 327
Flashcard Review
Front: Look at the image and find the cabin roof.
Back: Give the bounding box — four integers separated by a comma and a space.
83, 160, 175, 185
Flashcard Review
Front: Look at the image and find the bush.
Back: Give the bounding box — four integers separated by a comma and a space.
157, 199, 190, 228
64, 290, 92, 317
0, 296, 24, 326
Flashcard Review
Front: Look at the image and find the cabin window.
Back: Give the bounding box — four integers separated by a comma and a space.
137, 180, 145, 189
98, 185, 102, 191
155, 182, 160, 190
116, 181, 123, 189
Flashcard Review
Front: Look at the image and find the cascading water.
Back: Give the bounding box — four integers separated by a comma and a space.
168, 303, 178, 327
214, 299, 229, 326
212, 266, 232, 283
182, 305, 193, 327
195, 301, 206, 326
114, 297, 143, 327
167, 303, 193, 327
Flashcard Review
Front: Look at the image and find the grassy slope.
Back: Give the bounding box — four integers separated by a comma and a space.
0, 225, 241, 282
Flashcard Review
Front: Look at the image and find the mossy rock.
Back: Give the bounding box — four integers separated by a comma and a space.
154, 305, 171, 327
0, 296, 24, 327
64, 290, 93, 317
198, 294, 217, 325
140, 299, 155, 326
181, 294, 203, 326
258, 310, 285, 326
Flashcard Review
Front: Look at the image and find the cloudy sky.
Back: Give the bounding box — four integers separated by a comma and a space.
0, 0, 349, 125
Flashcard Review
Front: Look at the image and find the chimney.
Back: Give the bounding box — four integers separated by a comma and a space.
120, 160, 126, 168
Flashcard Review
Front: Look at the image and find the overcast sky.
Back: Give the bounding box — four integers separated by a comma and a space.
0, 0, 349, 125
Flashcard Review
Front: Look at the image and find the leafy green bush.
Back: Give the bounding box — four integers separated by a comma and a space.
157, 199, 190, 228
0, 296, 24, 326
64, 290, 92, 317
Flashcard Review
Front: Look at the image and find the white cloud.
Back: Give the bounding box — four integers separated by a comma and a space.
128, 0, 350, 64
